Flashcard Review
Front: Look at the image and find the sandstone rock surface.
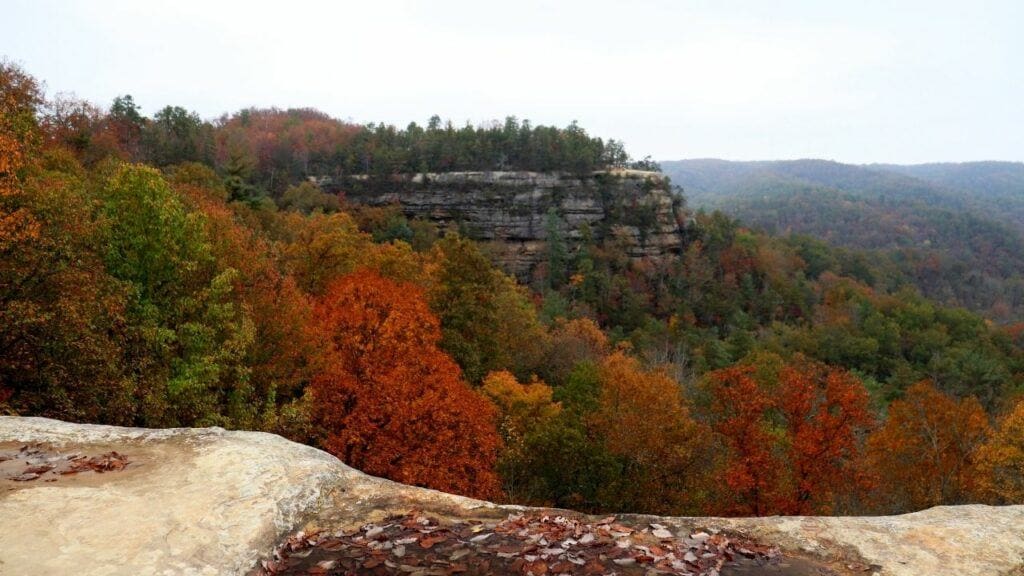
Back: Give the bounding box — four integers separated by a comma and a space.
1, 417, 1022, 576
337, 170, 685, 280
0, 417, 502, 576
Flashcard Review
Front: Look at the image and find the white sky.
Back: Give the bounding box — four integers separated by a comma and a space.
3, 0, 1022, 163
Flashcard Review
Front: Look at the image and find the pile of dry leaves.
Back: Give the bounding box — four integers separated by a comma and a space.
0, 443, 129, 482
258, 511, 784, 576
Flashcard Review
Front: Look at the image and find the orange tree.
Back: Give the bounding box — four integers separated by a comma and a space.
864, 381, 991, 512
701, 354, 874, 515
590, 351, 709, 515
309, 269, 502, 499
701, 365, 781, 516
975, 399, 1024, 503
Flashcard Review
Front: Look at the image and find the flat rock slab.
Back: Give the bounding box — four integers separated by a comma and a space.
1, 417, 1022, 576
0, 417, 373, 575
714, 507, 1024, 576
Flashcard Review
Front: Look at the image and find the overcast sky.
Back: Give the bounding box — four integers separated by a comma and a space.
4, 0, 1022, 164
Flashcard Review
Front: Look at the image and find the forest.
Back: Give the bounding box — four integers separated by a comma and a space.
3, 60, 1024, 518
663, 159, 1024, 323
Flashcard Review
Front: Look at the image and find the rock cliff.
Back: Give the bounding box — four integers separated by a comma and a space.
336, 170, 685, 280
1, 417, 1022, 576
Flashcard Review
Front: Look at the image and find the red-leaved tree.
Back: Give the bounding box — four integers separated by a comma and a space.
703, 355, 874, 515
309, 269, 502, 499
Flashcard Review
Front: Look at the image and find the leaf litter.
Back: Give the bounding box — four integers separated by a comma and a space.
1, 443, 129, 483
256, 511, 796, 576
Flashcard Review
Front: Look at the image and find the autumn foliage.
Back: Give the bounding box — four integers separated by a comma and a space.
703, 356, 874, 516
3, 62, 1024, 515
864, 381, 991, 512
975, 399, 1024, 503
482, 371, 560, 447
309, 269, 502, 499
590, 351, 708, 514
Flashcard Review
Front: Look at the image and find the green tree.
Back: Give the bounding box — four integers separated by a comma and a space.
99, 164, 254, 426
429, 235, 547, 383
141, 105, 212, 167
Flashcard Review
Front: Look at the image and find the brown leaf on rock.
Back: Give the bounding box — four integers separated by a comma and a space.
419, 534, 447, 549
255, 511, 791, 576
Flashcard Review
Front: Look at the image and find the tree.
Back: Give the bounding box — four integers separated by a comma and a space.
481, 370, 561, 499
279, 180, 339, 214
589, 351, 708, 514
141, 105, 212, 167
974, 399, 1024, 503
0, 62, 129, 422
701, 355, 874, 516
703, 365, 782, 516
309, 269, 502, 499
0, 59, 43, 261
278, 211, 374, 295
776, 359, 875, 514
540, 317, 609, 386
42, 94, 115, 163
99, 164, 254, 426
108, 95, 144, 159
482, 370, 560, 445
1, 160, 129, 424
864, 381, 991, 512
181, 186, 314, 430
544, 208, 568, 290
429, 235, 547, 383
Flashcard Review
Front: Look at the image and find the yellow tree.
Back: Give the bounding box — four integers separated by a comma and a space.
278, 211, 374, 295
482, 370, 561, 499
482, 370, 561, 445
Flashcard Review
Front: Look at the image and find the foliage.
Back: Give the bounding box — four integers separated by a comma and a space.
308, 269, 502, 499
974, 399, 1024, 503
589, 351, 708, 514
701, 356, 874, 515
277, 211, 373, 295
864, 381, 992, 512
482, 370, 560, 445
663, 158, 1024, 323
99, 164, 255, 426
482, 370, 561, 499
181, 188, 313, 426
339, 116, 630, 178
3, 63, 1024, 515
142, 105, 214, 167
279, 181, 340, 214
428, 235, 547, 383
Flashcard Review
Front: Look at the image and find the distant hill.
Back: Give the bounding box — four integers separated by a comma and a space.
664, 159, 969, 211
870, 162, 1024, 229
661, 159, 1024, 322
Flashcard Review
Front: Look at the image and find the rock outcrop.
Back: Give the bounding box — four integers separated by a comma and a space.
336, 170, 685, 280
2, 417, 1023, 576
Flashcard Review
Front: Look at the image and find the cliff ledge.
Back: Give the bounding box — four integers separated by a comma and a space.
338, 170, 685, 281
1, 417, 1022, 576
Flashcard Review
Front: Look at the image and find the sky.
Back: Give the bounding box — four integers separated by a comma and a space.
3, 0, 1022, 164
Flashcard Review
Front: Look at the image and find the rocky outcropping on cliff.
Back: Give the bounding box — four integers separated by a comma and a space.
2, 417, 1023, 576
336, 170, 685, 280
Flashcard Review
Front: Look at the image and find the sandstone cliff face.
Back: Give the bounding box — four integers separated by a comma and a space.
2, 417, 1022, 576
338, 170, 685, 280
